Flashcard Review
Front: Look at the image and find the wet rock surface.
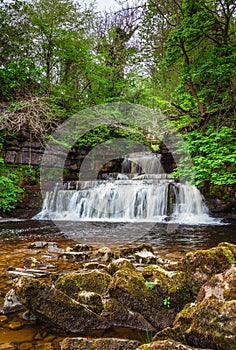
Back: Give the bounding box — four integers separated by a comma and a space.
136, 339, 213, 349
60, 337, 141, 350
1, 241, 236, 349
0, 289, 23, 314
14, 277, 110, 332
182, 242, 236, 286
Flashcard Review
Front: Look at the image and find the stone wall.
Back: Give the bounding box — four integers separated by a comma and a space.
3, 131, 44, 166
2, 133, 176, 179
1, 133, 235, 217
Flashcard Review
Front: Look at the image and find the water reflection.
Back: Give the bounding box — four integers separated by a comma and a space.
0, 219, 235, 254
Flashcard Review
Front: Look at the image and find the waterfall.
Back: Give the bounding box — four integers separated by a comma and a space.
36, 152, 218, 224
37, 180, 215, 224
121, 152, 164, 175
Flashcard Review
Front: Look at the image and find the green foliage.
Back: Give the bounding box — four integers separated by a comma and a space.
0, 158, 24, 211
145, 329, 153, 343
164, 0, 236, 114
174, 127, 236, 187
76, 125, 149, 150
163, 296, 171, 308
0, 151, 38, 212
145, 280, 155, 290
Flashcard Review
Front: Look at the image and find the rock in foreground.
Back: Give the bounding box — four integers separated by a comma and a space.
136, 339, 213, 349
14, 277, 109, 332
60, 338, 141, 350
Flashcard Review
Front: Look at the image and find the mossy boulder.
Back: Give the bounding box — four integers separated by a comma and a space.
142, 265, 196, 310
77, 291, 104, 314
60, 337, 141, 350
55, 269, 112, 299
173, 298, 236, 350
153, 261, 236, 350
136, 339, 212, 349
14, 277, 109, 332
106, 258, 137, 275
107, 262, 176, 329
102, 298, 155, 331
197, 265, 236, 302
182, 242, 236, 286
120, 243, 154, 257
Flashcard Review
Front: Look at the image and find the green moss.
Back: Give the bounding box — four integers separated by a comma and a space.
183, 243, 236, 284
142, 265, 196, 310
55, 270, 112, 299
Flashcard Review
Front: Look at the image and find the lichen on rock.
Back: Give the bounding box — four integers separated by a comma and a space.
60, 337, 141, 350
55, 269, 112, 299
14, 277, 110, 332
173, 298, 236, 350
136, 339, 212, 349
182, 242, 236, 286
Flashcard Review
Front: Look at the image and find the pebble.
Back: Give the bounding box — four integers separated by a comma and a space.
34, 342, 54, 349
0, 315, 8, 322
8, 320, 24, 330
18, 343, 33, 350
34, 332, 43, 340
0, 344, 16, 350
1, 289, 24, 314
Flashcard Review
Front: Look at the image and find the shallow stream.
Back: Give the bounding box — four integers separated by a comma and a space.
0, 218, 235, 348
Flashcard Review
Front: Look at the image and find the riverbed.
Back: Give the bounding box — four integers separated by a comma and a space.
0, 218, 235, 348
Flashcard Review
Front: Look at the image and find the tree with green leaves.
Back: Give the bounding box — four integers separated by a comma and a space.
0, 0, 42, 100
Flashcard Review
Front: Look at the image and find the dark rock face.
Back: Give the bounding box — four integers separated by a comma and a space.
60, 337, 141, 350
14, 277, 109, 332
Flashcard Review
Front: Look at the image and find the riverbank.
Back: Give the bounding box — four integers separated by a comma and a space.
0, 219, 236, 349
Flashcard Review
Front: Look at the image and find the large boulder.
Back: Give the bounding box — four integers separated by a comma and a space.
107, 260, 176, 329
55, 269, 112, 299
14, 277, 109, 332
153, 261, 236, 350
173, 298, 236, 350
102, 298, 155, 331
60, 337, 141, 350
182, 242, 236, 286
142, 265, 195, 311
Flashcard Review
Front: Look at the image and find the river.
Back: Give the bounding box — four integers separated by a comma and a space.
0, 218, 235, 348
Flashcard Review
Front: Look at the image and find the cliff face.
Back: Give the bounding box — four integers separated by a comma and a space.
1, 133, 235, 218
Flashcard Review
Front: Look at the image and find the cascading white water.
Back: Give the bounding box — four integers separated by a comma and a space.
36, 151, 218, 224
37, 179, 216, 224
121, 152, 164, 175
38, 180, 169, 221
